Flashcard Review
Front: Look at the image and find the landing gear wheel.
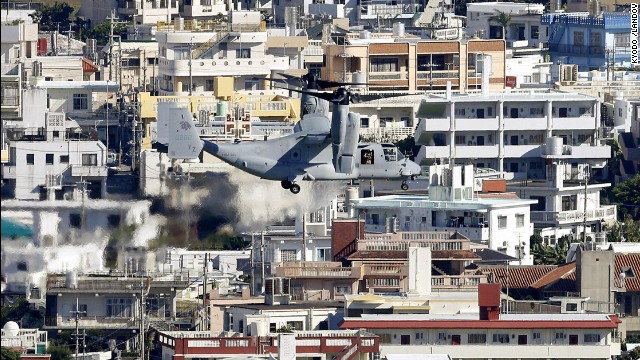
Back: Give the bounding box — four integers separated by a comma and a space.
401, 182, 409, 191
290, 184, 301, 194
281, 180, 292, 189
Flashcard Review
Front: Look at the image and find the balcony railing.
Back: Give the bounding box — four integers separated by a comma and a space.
275, 266, 362, 278
417, 70, 458, 79
431, 275, 486, 288
70, 164, 108, 178
549, 44, 605, 55
369, 71, 408, 81
45, 316, 137, 328
530, 205, 617, 224
364, 265, 407, 277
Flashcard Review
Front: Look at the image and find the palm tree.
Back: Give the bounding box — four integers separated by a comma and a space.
488, 11, 512, 40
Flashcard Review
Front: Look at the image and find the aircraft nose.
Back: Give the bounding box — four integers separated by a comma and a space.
412, 161, 422, 176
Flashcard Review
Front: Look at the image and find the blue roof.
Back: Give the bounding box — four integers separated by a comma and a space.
1, 217, 33, 238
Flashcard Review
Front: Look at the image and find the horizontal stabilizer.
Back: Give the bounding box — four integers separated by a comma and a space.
168, 106, 204, 159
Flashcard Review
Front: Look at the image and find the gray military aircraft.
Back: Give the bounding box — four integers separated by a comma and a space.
165, 85, 421, 194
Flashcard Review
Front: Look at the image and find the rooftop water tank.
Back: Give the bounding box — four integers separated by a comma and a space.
66, 270, 78, 289
544, 137, 563, 156
393, 23, 405, 38
3, 321, 20, 336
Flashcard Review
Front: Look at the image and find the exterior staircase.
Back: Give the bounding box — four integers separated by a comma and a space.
192, 31, 231, 59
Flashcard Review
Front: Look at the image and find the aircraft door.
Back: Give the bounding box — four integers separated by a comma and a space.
359, 148, 375, 177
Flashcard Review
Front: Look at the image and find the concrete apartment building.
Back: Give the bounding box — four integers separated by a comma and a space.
322, 38, 506, 93
340, 284, 622, 359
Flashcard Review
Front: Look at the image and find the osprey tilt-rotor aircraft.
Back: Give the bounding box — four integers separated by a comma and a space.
164, 78, 421, 194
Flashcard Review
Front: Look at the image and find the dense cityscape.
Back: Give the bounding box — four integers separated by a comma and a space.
1, 0, 639, 359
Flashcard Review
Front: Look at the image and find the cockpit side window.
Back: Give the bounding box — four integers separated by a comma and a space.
383, 148, 397, 162
361, 149, 374, 165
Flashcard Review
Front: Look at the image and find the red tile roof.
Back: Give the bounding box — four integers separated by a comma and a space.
475, 192, 521, 199
478, 265, 558, 289
530, 262, 576, 290
615, 254, 640, 291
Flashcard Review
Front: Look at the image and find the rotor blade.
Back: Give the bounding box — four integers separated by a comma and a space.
349, 92, 409, 104
276, 86, 338, 102
316, 79, 368, 89
254, 76, 296, 85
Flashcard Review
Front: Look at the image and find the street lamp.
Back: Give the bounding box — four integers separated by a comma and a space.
188, 38, 194, 96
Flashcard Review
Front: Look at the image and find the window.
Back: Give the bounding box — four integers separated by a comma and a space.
468, 334, 486, 344
238, 320, 244, 333
455, 135, 466, 145
280, 249, 297, 262
615, 33, 630, 47
416, 332, 424, 340
236, 49, 251, 58
335, 285, 351, 294
573, 31, 584, 46
516, 214, 525, 228
569, 334, 578, 345
379, 117, 392, 127
437, 332, 447, 344
492, 334, 509, 343
379, 334, 392, 344
205, 79, 214, 91
533, 332, 541, 342
370, 213, 380, 225
46, 153, 54, 165
584, 334, 600, 343
455, 108, 466, 116
73, 94, 88, 110
82, 154, 98, 166
529, 107, 544, 115
361, 149, 374, 165
498, 216, 507, 229
360, 117, 369, 128
370, 58, 398, 72
106, 298, 133, 317
530, 25, 539, 39
17, 261, 28, 271
70, 213, 82, 228
555, 332, 566, 341
561, 195, 577, 211
316, 248, 329, 261
270, 323, 277, 332
26, 154, 34, 165
107, 214, 121, 228
60, 155, 69, 163
53, 130, 60, 138
566, 303, 578, 311
287, 321, 303, 331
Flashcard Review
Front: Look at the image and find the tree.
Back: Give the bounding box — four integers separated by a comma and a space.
29, 2, 75, 32
1, 347, 21, 360
46, 345, 72, 360
613, 175, 640, 221
84, 20, 128, 46
488, 11, 512, 40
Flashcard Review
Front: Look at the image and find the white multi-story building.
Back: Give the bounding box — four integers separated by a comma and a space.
156, 11, 289, 96
612, 96, 640, 181
340, 284, 622, 360
466, 2, 546, 51
352, 164, 536, 264
415, 91, 610, 177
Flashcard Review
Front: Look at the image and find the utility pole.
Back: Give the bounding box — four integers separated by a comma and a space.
202, 252, 208, 331
70, 298, 86, 359
250, 233, 255, 295
139, 280, 146, 360
188, 38, 194, 96
302, 215, 307, 262
108, 11, 126, 81
261, 231, 265, 294
583, 166, 589, 242
63, 25, 74, 56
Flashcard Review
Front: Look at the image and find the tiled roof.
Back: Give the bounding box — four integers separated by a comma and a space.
530, 262, 576, 293
479, 265, 557, 289
615, 253, 640, 291
347, 250, 480, 260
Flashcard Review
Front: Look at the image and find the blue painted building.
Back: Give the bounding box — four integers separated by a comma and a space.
543, 12, 631, 71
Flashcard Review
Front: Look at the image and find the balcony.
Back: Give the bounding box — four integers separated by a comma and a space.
71, 165, 108, 178
1, 63, 21, 76
455, 116, 499, 131
503, 117, 547, 130
160, 56, 288, 76
368, 72, 408, 81
530, 205, 617, 224
360, 127, 415, 141
381, 344, 619, 359
45, 316, 137, 329
552, 116, 597, 130
419, 145, 450, 159
431, 275, 486, 289
364, 265, 408, 277
455, 145, 499, 158
275, 264, 362, 279
503, 144, 542, 158
548, 44, 605, 56
419, 118, 450, 132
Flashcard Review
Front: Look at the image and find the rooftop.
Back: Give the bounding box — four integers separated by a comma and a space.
422, 90, 597, 103
232, 301, 344, 311
353, 195, 537, 211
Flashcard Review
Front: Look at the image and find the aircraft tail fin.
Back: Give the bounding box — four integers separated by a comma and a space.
168, 106, 203, 159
